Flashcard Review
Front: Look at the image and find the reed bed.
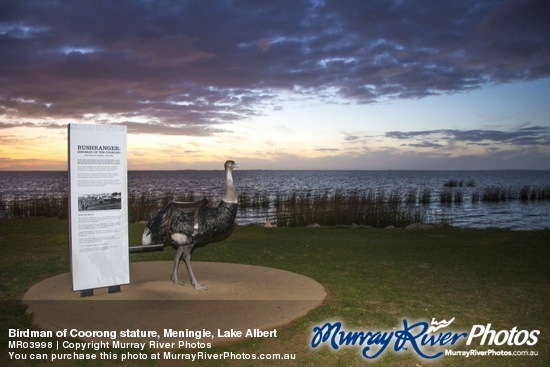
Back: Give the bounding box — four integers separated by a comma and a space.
2, 184, 549, 226
274, 189, 424, 228
0, 195, 68, 219
471, 185, 550, 203
128, 192, 196, 222
130, 189, 426, 227
443, 179, 476, 187
238, 191, 270, 209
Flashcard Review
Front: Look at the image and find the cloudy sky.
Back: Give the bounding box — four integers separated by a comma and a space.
1, 0, 549, 170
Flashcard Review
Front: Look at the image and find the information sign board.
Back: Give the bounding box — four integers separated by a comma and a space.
68, 124, 129, 291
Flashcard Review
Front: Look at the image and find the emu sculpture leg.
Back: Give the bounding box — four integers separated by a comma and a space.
171, 245, 207, 290
171, 246, 187, 285
182, 245, 208, 290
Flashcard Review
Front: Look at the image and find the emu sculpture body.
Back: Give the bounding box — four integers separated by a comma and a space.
141, 160, 238, 289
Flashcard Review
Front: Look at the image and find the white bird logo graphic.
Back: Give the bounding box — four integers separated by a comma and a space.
427, 317, 456, 333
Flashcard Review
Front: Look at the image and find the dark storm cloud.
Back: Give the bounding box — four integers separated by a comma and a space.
1, 0, 548, 135
123, 121, 227, 136
315, 148, 340, 152
385, 125, 550, 146
344, 135, 362, 141
401, 141, 445, 149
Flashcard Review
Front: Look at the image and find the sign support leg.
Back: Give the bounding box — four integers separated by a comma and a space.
80, 289, 94, 297
108, 285, 121, 294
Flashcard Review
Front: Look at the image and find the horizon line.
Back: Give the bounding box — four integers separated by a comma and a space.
1, 168, 549, 172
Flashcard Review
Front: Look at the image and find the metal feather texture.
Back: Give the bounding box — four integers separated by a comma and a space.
145, 200, 238, 250
140, 160, 238, 289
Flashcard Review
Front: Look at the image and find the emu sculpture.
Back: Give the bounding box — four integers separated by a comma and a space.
141, 160, 238, 289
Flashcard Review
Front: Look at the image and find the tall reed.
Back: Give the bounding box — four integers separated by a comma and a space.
439, 189, 463, 204
419, 188, 432, 205
275, 189, 424, 228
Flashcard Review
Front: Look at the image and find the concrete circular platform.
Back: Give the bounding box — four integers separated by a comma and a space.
23, 261, 326, 344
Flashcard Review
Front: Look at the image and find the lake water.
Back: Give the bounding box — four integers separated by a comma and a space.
1, 170, 549, 230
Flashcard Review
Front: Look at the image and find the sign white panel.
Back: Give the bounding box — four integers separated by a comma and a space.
68, 124, 129, 291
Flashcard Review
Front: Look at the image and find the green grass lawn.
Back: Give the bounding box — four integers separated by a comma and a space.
1, 217, 548, 366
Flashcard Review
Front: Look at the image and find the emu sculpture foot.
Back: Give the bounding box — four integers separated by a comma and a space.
170, 274, 188, 286
192, 282, 208, 290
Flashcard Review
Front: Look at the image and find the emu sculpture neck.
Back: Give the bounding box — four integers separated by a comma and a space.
221, 167, 237, 204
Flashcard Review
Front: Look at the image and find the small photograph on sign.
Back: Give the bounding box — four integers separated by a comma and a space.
78, 192, 122, 211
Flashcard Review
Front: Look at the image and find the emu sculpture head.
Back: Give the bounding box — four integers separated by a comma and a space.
224, 160, 238, 170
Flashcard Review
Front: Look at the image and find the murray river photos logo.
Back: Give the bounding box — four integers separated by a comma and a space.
310, 318, 540, 360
